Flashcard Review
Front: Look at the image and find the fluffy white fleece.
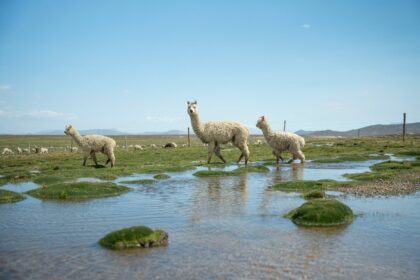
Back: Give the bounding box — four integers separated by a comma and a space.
187, 101, 250, 164
256, 116, 305, 163
64, 125, 116, 167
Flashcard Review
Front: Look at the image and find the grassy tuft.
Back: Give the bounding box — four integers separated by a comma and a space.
153, 173, 170, 180
232, 165, 270, 173
26, 182, 131, 200
272, 179, 346, 192
0, 189, 26, 204
99, 226, 168, 249
285, 199, 354, 226
303, 190, 326, 200
193, 170, 234, 177
119, 179, 158, 185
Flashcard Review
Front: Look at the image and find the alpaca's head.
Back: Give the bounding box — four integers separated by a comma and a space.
187, 101, 198, 116
256, 116, 267, 129
64, 124, 75, 135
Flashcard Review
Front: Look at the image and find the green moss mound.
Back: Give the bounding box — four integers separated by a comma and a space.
153, 174, 170, 180
312, 154, 389, 163
99, 226, 168, 250
193, 170, 234, 177
119, 179, 158, 185
0, 189, 26, 204
272, 179, 345, 192
303, 190, 326, 200
285, 199, 354, 227
344, 171, 394, 181
233, 165, 270, 173
371, 161, 412, 171
26, 182, 131, 200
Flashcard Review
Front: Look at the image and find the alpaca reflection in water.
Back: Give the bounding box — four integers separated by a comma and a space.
190, 175, 248, 224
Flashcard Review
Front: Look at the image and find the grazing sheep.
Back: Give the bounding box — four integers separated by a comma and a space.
256, 116, 305, 164
2, 148, 14, 155
17, 147, 22, 154
64, 124, 116, 167
187, 101, 250, 165
164, 142, 177, 148
134, 144, 143, 150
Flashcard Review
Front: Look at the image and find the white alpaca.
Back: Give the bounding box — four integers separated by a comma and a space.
256, 116, 305, 164
134, 144, 143, 150
64, 125, 116, 167
164, 142, 177, 148
150, 144, 157, 148
36, 147, 48, 154
23, 148, 30, 154
17, 147, 22, 154
187, 101, 250, 164
2, 148, 14, 155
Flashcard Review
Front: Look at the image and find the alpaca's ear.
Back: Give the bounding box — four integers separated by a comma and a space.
187, 101, 190, 105
193, 100, 197, 104
261, 116, 265, 121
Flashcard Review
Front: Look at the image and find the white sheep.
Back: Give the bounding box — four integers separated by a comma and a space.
64, 124, 116, 167
2, 148, 14, 155
256, 116, 305, 164
187, 101, 250, 164
134, 144, 143, 150
17, 147, 22, 154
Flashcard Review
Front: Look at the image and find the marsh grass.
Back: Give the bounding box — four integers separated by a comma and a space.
153, 174, 170, 180
119, 179, 158, 185
25, 182, 131, 200
285, 199, 354, 226
303, 190, 326, 200
0, 189, 26, 203
271, 179, 347, 192
99, 226, 168, 250
1, 135, 419, 186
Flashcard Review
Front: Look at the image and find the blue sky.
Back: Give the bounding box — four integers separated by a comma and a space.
0, 0, 419, 134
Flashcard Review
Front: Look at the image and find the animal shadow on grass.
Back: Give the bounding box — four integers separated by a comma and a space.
93, 164, 106, 169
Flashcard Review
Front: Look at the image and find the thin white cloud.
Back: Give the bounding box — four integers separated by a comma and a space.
145, 116, 180, 123
302, 24, 311, 29
0, 109, 78, 120
0, 85, 11, 91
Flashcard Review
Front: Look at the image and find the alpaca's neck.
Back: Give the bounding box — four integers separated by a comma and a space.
189, 114, 206, 141
261, 123, 274, 141
70, 130, 84, 147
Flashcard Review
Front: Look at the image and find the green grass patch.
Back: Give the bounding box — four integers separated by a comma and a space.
26, 182, 131, 200
119, 179, 158, 185
272, 179, 345, 192
370, 160, 413, 171
153, 173, 170, 180
0, 189, 26, 204
312, 154, 389, 163
285, 199, 354, 227
99, 226, 168, 250
303, 190, 326, 200
232, 165, 270, 173
344, 171, 394, 181
193, 170, 234, 177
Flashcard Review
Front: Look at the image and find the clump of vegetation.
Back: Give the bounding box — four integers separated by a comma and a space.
303, 190, 326, 200
285, 199, 354, 226
26, 182, 131, 200
99, 226, 168, 250
0, 189, 26, 204
312, 154, 389, 163
370, 160, 412, 171
232, 165, 270, 173
153, 173, 170, 180
193, 170, 234, 177
271, 179, 346, 192
119, 179, 158, 185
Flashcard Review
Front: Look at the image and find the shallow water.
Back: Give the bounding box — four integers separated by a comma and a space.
1, 160, 419, 279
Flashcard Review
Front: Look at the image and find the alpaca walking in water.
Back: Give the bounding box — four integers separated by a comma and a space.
187, 101, 250, 165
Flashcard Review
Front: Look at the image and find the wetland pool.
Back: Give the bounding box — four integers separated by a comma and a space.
1, 159, 419, 279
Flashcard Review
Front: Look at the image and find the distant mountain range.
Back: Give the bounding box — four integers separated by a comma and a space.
13, 122, 420, 136
295, 122, 420, 137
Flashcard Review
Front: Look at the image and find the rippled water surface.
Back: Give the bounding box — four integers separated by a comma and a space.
1, 160, 419, 279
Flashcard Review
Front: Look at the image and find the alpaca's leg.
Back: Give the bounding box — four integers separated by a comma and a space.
296, 150, 305, 163
240, 144, 250, 165
82, 153, 88, 166
214, 144, 226, 163
90, 151, 98, 166
207, 142, 215, 164
110, 152, 115, 167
